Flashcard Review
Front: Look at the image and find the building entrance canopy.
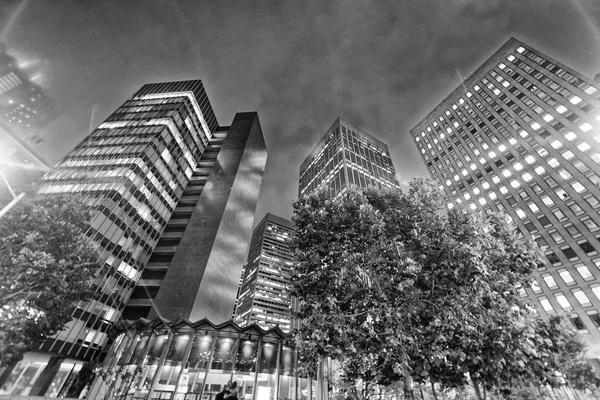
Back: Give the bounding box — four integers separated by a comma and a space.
87, 318, 328, 400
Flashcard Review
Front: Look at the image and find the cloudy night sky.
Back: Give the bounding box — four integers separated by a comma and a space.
1, 0, 600, 222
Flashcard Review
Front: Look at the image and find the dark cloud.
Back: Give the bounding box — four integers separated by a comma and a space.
1, 0, 599, 222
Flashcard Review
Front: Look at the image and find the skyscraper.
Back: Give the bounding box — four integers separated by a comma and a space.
299, 117, 399, 197
0, 80, 267, 397
411, 38, 600, 353
233, 213, 295, 332
0, 42, 56, 134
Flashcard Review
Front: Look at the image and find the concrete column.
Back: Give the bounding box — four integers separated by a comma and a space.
146, 331, 175, 400
170, 332, 196, 400
274, 341, 282, 400
198, 334, 217, 400
252, 338, 263, 400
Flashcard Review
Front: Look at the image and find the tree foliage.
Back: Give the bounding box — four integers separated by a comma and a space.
292, 180, 599, 400
0, 194, 100, 366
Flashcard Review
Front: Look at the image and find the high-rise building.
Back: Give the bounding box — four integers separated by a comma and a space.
299, 117, 399, 197
411, 37, 600, 354
0, 80, 267, 397
0, 42, 56, 134
233, 213, 295, 332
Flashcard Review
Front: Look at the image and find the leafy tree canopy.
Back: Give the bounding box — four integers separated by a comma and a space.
292, 180, 598, 400
0, 194, 100, 366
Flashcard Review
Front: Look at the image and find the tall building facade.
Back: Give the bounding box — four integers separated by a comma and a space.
411, 38, 600, 354
299, 117, 399, 197
0, 42, 56, 133
0, 80, 267, 397
233, 213, 295, 332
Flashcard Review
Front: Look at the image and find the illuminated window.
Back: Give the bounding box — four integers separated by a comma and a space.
492, 175, 501, 184
559, 269, 575, 285
498, 144, 507, 152
516, 46, 525, 53
543, 114, 554, 123
576, 265, 594, 281
488, 151, 497, 158
515, 208, 526, 219
464, 193, 471, 200
572, 289, 591, 307
578, 142, 591, 152
510, 180, 521, 188
550, 230, 565, 244
525, 155, 536, 164
558, 169, 572, 180
550, 140, 563, 149
507, 55, 516, 62
572, 181, 586, 193
556, 105, 568, 114
509, 137, 517, 145
534, 165, 546, 175
482, 181, 490, 190
478, 197, 487, 205
539, 296, 554, 312
489, 192, 497, 200
542, 274, 558, 289
531, 122, 541, 130
554, 293, 572, 310
473, 187, 480, 195
499, 186, 508, 194
522, 172, 533, 182
547, 158, 559, 168
519, 130, 529, 138
562, 150, 575, 160
555, 188, 569, 200
540, 195, 554, 207
469, 203, 476, 210
591, 285, 600, 302
570, 96, 582, 105
502, 169, 512, 177
564, 131, 577, 141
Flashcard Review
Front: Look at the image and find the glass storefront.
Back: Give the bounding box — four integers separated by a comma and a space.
86, 319, 328, 400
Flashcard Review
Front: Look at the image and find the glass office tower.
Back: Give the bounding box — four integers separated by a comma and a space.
233, 214, 295, 332
0, 80, 268, 397
411, 38, 600, 355
299, 117, 399, 197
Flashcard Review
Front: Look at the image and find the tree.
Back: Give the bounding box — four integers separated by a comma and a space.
292, 180, 598, 400
0, 194, 100, 366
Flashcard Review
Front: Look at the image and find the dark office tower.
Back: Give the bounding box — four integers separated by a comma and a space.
127, 112, 267, 323
299, 117, 399, 198
411, 38, 600, 352
233, 213, 295, 332
28, 80, 266, 363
